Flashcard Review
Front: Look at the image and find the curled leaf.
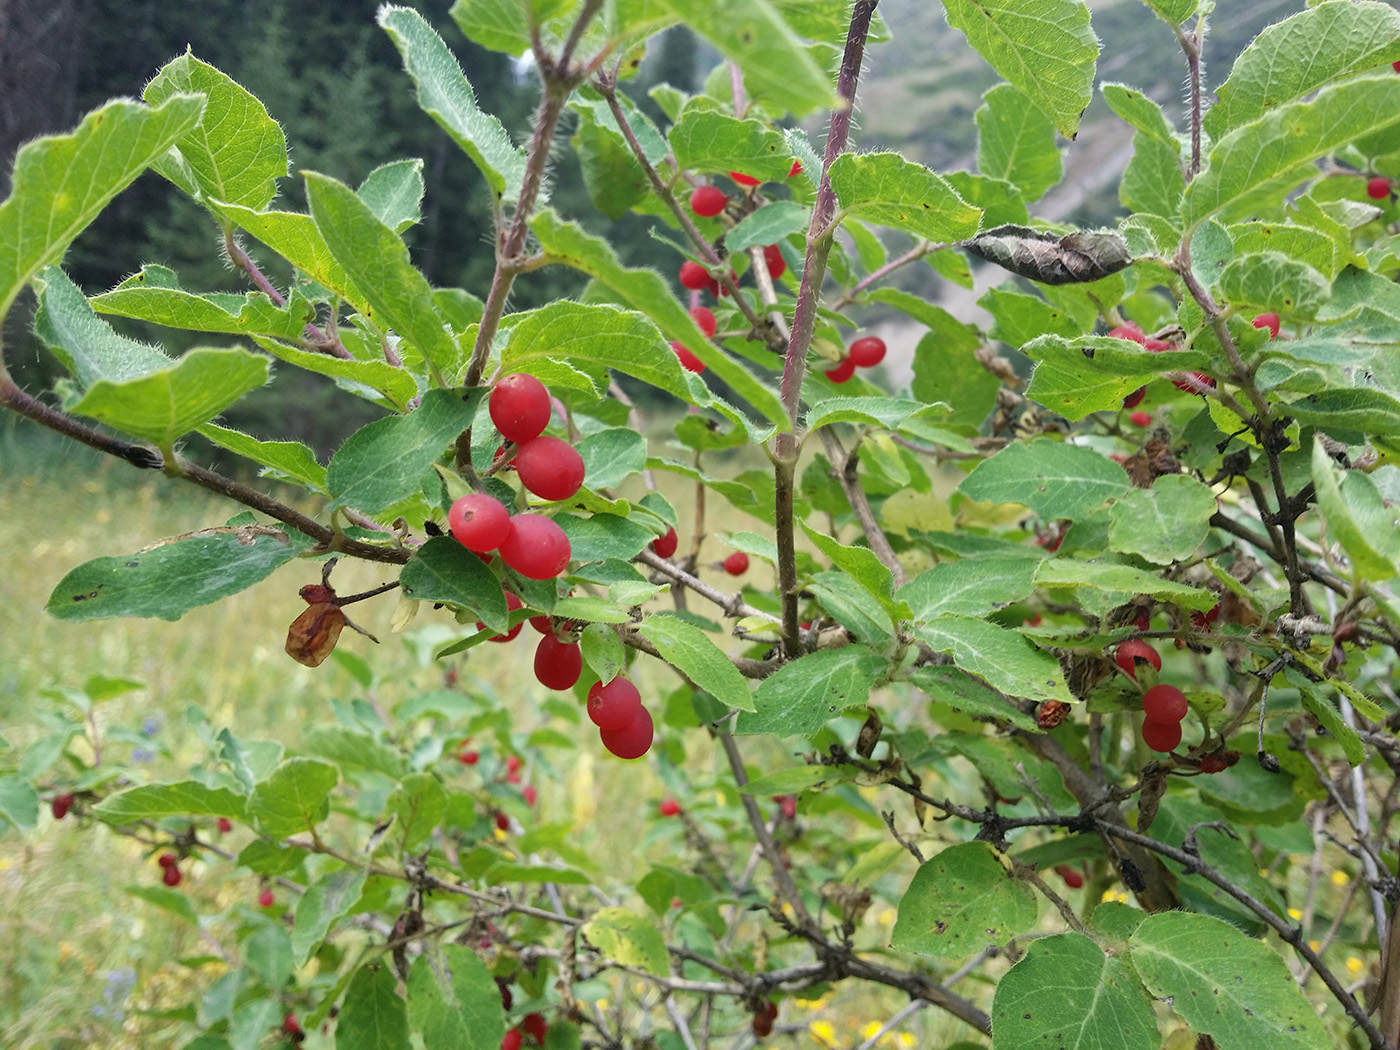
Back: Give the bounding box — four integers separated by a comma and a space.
285, 601, 345, 667
961, 224, 1132, 285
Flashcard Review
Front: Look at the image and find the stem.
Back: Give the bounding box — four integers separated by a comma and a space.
225, 232, 352, 358
818, 428, 907, 588
0, 376, 163, 470
1179, 23, 1203, 179
833, 240, 942, 309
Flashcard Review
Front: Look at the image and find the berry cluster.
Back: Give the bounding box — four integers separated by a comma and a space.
157, 850, 182, 887
587, 676, 655, 759
672, 247, 787, 374
824, 335, 887, 384
1115, 639, 1188, 752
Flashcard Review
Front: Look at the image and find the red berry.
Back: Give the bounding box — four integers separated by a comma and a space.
1172, 373, 1216, 394
259, 887, 275, 908
1143, 338, 1171, 353
496, 812, 510, 832
848, 335, 887, 367
1252, 313, 1280, 339
490, 374, 552, 444
284, 1014, 303, 1036
158, 851, 178, 869
529, 614, 553, 634
522, 1013, 548, 1045
671, 340, 706, 373
1142, 684, 1188, 724
587, 677, 643, 730
689, 306, 717, 337
774, 794, 797, 819
1190, 603, 1220, 630
506, 755, 523, 775
498, 514, 571, 579
1134, 608, 1152, 632
652, 527, 678, 559
51, 793, 74, 820
763, 244, 786, 281
1054, 864, 1085, 889
723, 551, 749, 576
534, 634, 583, 690
689, 185, 727, 217
1129, 410, 1152, 427
1122, 386, 1146, 409
493, 444, 514, 473
659, 798, 681, 817
217, 817, 233, 833
1394, 60, 1400, 72
788, 159, 803, 177
679, 261, 711, 290
824, 357, 857, 384
498, 980, 513, 1011
729, 170, 761, 187
523, 785, 537, 807
162, 864, 182, 887
1108, 324, 1145, 345
449, 493, 513, 553
514, 435, 586, 502
1367, 175, 1391, 200
478, 592, 524, 642
1141, 717, 1182, 753
600, 705, 654, 760
459, 749, 479, 765
1114, 639, 1162, 680
502, 1027, 524, 1050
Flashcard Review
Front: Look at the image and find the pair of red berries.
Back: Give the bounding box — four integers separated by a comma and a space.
51, 792, 75, 819
1116, 640, 1188, 752
824, 335, 887, 383
158, 850, 183, 887
1111, 324, 1214, 405
587, 676, 655, 759
501, 1012, 548, 1049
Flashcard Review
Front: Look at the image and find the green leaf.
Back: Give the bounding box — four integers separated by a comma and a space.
574, 429, 647, 490
1311, 436, 1400, 580
94, 781, 247, 825
738, 765, 847, 796
0, 776, 40, 830
46, 523, 309, 623
126, 884, 200, 925
550, 595, 633, 625
800, 522, 897, 613
449, 0, 533, 56
992, 932, 1159, 1049
891, 842, 1038, 958
337, 963, 410, 1050
556, 513, 653, 563
221, 204, 367, 313
1035, 560, 1218, 610
301, 727, 408, 781
91, 265, 312, 340
359, 159, 425, 234
1295, 679, 1366, 768
326, 388, 480, 515
735, 646, 886, 736
726, 201, 808, 253
1021, 334, 1210, 422
1206, 2, 1400, 138
897, 556, 1038, 621
387, 773, 447, 852
1130, 912, 1324, 1050
248, 757, 339, 840
809, 572, 895, 646
378, 6, 525, 202
252, 335, 418, 412
1286, 387, 1400, 440
293, 866, 370, 968
915, 615, 1071, 702
0, 94, 205, 322
829, 152, 982, 244
1215, 251, 1331, 321
407, 946, 504, 1050
975, 83, 1063, 203
581, 907, 669, 976
143, 53, 287, 211
656, 0, 839, 117
1100, 83, 1178, 145
980, 286, 1081, 348
1120, 133, 1186, 221
1229, 220, 1344, 282
942, 0, 1099, 139
196, 425, 326, 491
636, 615, 754, 712
304, 171, 456, 380
572, 115, 648, 220
668, 110, 794, 183
67, 347, 269, 448
911, 326, 994, 430
244, 926, 294, 990
907, 666, 1040, 732
1139, 0, 1197, 25
1184, 72, 1400, 231
33, 266, 172, 389
1107, 475, 1217, 565
579, 623, 626, 684
957, 439, 1130, 521
400, 537, 510, 633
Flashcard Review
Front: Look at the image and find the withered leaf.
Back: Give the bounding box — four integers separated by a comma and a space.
960, 224, 1132, 285
285, 601, 345, 667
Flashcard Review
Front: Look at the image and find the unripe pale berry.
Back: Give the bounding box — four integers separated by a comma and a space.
723, 551, 749, 576
1142, 683, 1188, 723
652, 527, 678, 559
588, 677, 643, 730
689, 185, 727, 217
1114, 639, 1162, 680
659, 798, 681, 817
449, 493, 513, 553
1141, 718, 1182, 753
849, 336, 886, 367
1252, 313, 1280, 339
672, 341, 706, 373
498, 514, 571, 579
689, 306, 717, 337
600, 705, 654, 759
534, 634, 583, 690
679, 261, 711, 290
490, 374, 551, 444
514, 436, 586, 502
1367, 175, 1391, 200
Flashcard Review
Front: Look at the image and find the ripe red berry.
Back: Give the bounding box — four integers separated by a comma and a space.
534, 634, 582, 690
1114, 639, 1162, 680
502, 1027, 524, 1050
479, 592, 524, 642
788, 159, 803, 177
1134, 607, 1152, 632
1141, 717, 1182, 753
1252, 312, 1280, 339
763, 244, 786, 281
689, 306, 717, 337
459, 749, 479, 765
496, 812, 510, 832
774, 794, 797, 819
1122, 386, 1146, 409
523, 785, 537, 807
51, 793, 74, 820
1142, 684, 1188, 724
1143, 338, 1171, 353
849, 335, 887, 367
1129, 410, 1152, 428
723, 551, 749, 576
1367, 175, 1391, 200
162, 864, 183, 887
498, 514, 571, 579
587, 676, 643, 730
217, 817, 233, 833
529, 614, 553, 634
1190, 603, 1220, 630
824, 357, 857, 384
284, 1014, 303, 1036
1172, 372, 1216, 394
679, 261, 711, 290
497, 980, 513, 1011
600, 705, 654, 760
514, 435, 586, 502
259, 887, 275, 908
1108, 324, 1145, 345
1054, 864, 1085, 889
506, 755, 523, 775
672, 341, 706, 373
659, 798, 681, 817
158, 851, 178, 869
449, 493, 513, 553
490, 374, 552, 444
689, 185, 727, 217
522, 1013, 548, 1045
729, 170, 761, 187
652, 527, 678, 559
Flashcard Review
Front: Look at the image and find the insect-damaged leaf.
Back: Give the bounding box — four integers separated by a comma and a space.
961, 224, 1132, 285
